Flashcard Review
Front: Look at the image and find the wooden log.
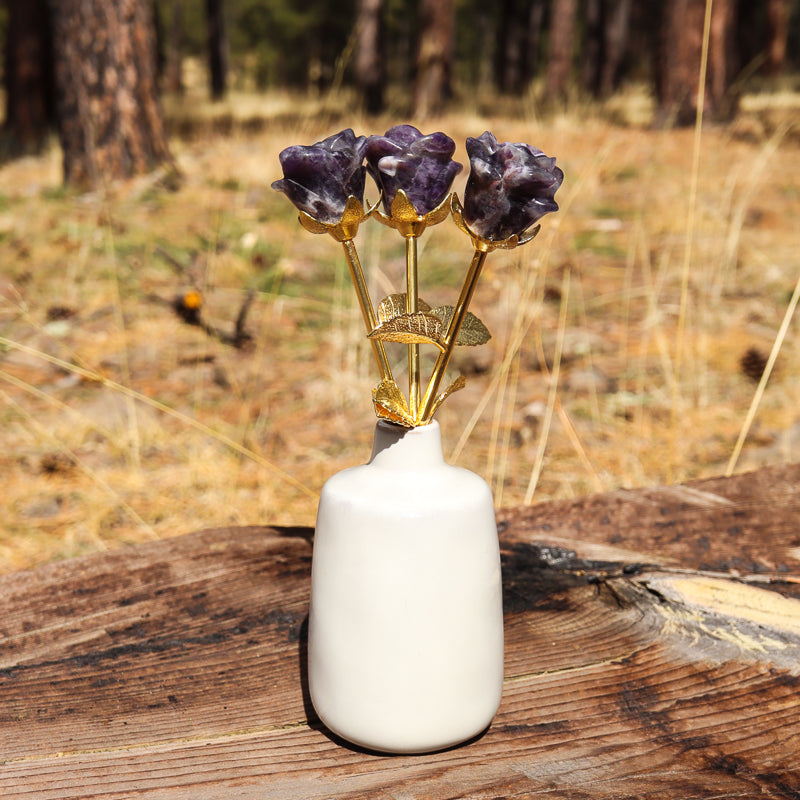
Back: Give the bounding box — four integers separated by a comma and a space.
1, 464, 800, 798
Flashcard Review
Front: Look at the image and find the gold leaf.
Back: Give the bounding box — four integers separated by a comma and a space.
368, 313, 445, 350
297, 211, 330, 236
377, 294, 432, 324
372, 379, 415, 427
422, 192, 454, 227
389, 189, 421, 223
429, 375, 467, 417
374, 190, 452, 236
429, 306, 492, 346
340, 194, 367, 226
296, 196, 370, 242
335, 195, 369, 241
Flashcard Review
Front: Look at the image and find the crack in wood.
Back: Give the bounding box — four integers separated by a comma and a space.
0, 719, 312, 766
503, 648, 647, 684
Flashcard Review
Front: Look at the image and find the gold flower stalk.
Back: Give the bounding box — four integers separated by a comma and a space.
419, 196, 541, 424
419, 247, 487, 422
341, 239, 393, 382
405, 234, 421, 418
370, 189, 452, 424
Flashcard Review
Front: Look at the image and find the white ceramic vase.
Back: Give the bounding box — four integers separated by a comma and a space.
308, 419, 504, 753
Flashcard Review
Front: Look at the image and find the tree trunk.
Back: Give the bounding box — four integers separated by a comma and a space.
656, 0, 737, 125
580, 0, 603, 96
413, 0, 455, 118
600, 0, 632, 97
205, 0, 227, 101
166, 0, 185, 95
355, 0, 385, 114
707, 0, 734, 115
496, 0, 524, 93
3, 0, 55, 156
657, 0, 696, 124
47, 0, 172, 188
765, 0, 790, 76
544, 0, 578, 101
522, 0, 546, 85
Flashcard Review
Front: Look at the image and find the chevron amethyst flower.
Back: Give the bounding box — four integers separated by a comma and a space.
366, 124, 462, 216
271, 128, 368, 225
463, 132, 563, 242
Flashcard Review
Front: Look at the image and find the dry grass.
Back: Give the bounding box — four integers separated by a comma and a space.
1, 89, 799, 573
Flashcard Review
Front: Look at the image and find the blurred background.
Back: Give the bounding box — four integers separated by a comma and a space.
1, 0, 799, 572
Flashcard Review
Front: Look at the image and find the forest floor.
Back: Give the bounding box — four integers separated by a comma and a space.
2, 87, 800, 573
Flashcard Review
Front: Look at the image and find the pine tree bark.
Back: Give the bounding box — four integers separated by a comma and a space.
47, 0, 172, 187
166, 0, 185, 95
765, 0, 790, 76
523, 0, 546, 85
656, 0, 737, 125
580, 0, 603, 96
497, 0, 524, 93
600, 0, 632, 97
355, 0, 385, 114
707, 0, 733, 114
544, 0, 578, 101
3, 0, 55, 156
657, 0, 698, 124
413, 0, 455, 118
205, 0, 227, 101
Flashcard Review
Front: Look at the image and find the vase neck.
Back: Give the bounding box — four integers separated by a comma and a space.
368, 420, 445, 470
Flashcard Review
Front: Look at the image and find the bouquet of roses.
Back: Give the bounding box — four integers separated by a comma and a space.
272, 124, 563, 427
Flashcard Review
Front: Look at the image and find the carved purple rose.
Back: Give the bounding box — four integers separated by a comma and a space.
366, 124, 463, 216
463, 132, 563, 241
271, 128, 368, 225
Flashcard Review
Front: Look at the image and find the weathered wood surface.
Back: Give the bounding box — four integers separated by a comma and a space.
2, 463, 800, 799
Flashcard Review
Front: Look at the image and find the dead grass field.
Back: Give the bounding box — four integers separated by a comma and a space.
1, 87, 799, 573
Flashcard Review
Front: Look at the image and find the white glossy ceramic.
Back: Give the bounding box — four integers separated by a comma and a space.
308, 420, 504, 753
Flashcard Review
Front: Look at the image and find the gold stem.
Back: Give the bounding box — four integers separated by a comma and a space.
420, 248, 488, 421
341, 239, 393, 381
406, 235, 420, 420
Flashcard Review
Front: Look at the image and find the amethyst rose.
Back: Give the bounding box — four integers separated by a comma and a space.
463, 132, 563, 241
366, 124, 462, 216
272, 128, 368, 225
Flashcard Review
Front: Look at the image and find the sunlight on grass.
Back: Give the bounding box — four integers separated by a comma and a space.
0, 88, 799, 572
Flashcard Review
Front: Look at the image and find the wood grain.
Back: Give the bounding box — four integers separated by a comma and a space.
2, 464, 800, 799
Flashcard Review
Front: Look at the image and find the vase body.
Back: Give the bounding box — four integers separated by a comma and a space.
308, 420, 504, 753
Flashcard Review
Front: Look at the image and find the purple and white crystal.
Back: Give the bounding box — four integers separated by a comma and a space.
463, 132, 563, 241
366, 124, 462, 216
272, 128, 368, 225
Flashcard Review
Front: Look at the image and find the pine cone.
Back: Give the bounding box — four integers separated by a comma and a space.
740, 347, 768, 383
